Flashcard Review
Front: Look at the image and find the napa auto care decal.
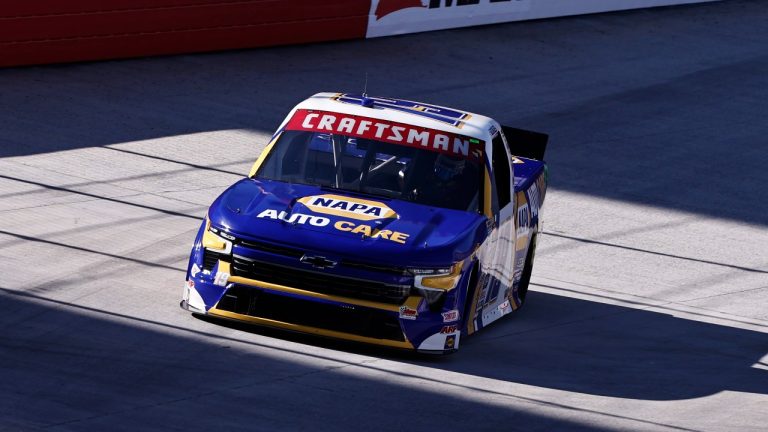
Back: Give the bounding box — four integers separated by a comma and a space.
367, 0, 533, 37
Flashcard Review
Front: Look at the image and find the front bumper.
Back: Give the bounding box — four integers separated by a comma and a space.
181, 259, 461, 353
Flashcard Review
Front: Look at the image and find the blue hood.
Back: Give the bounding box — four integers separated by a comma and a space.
207, 178, 487, 267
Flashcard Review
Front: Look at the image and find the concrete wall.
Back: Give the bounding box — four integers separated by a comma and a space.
0, 0, 717, 67
0, 1, 368, 67
366, 0, 720, 37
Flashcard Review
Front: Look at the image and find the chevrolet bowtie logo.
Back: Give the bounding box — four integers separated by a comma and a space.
299, 255, 337, 270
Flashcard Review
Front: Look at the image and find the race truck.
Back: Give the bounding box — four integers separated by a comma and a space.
181, 92, 548, 353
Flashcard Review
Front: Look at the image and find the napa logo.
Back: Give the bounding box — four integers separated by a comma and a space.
298, 194, 396, 221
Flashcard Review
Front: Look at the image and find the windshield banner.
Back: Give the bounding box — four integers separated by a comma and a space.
286, 109, 483, 161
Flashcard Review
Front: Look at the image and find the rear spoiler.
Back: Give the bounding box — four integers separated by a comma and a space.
501, 126, 549, 161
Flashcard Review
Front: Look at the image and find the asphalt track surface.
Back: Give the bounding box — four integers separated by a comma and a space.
1, 1, 767, 430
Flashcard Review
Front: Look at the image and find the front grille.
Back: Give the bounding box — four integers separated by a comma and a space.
216, 285, 405, 342
203, 250, 228, 271
341, 259, 409, 275
236, 239, 409, 275
231, 255, 410, 304
238, 239, 303, 258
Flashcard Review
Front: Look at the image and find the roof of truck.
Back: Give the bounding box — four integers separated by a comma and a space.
292, 92, 498, 141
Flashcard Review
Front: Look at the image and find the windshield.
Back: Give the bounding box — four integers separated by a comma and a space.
255, 113, 484, 212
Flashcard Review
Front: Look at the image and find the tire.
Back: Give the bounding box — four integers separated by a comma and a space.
517, 233, 537, 306
461, 264, 480, 334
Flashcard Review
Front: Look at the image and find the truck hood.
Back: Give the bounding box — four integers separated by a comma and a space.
207, 178, 487, 267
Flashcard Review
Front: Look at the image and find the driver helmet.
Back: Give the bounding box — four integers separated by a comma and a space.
434, 154, 466, 182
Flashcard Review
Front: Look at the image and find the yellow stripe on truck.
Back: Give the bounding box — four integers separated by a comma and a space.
248, 132, 282, 177
208, 308, 414, 349
227, 273, 420, 313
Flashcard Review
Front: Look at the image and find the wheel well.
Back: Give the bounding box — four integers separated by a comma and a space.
461, 261, 480, 333
517, 232, 538, 304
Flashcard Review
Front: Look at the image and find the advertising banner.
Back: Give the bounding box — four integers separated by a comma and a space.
367, 0, 717, 37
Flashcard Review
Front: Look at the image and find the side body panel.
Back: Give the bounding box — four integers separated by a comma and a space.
466, 127, 547, 335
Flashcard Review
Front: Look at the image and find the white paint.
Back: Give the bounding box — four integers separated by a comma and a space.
183, 281, 207, 312
367, 0, 719, 38
417, 331, 460, 351
293, 92, 498, 143
213, 271, 230, 287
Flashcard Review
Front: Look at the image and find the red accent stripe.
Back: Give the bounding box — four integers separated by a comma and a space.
286, 109, 483, 161
374, 0, 424, 20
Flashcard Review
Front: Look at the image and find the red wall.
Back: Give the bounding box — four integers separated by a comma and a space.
0, 1, 370, 67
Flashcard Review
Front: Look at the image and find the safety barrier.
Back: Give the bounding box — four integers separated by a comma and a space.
0, 0, 716, 67
366, 0, 719, 37
0, 1, 368, 67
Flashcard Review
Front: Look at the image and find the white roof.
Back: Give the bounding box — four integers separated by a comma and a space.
291, 92, 498, 141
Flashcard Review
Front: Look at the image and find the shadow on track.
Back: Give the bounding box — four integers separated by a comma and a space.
195, 287, 768, 402
0, 289, 645, 431
5, 285, 765, 426
424, 290, 768, 401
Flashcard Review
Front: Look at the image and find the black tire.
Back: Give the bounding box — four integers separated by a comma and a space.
461, 264, 480, 333
517, 233, 537, 306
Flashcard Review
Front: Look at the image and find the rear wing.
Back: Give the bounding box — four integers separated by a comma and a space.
501, 126, 549, 161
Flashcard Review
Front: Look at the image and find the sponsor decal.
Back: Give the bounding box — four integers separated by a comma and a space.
498, 299, 512, 314
528, 183, 540, 219
256, 209, 331, 226
368, 0, 533, 38
536, 171, 547, 203
286, 109, 482, 161
515, 190, 531, 251
375, 0, 424, 19
334, 220, 409, 244
376, 0, 532, 22
298, 194, 396, 221
257, 207, 410, 244
517, 203, 530, 226
440, 325, 458, 334
441, 309, 460, 322
399, 305, 418, 320
190, 263, 201, 278
444, 335, 456, 350
213, 271, 230, 287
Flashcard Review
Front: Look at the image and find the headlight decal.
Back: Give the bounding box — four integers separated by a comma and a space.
202, 218, 233, 254
412, 260, 465, 291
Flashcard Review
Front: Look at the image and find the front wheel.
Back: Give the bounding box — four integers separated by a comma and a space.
517, 233, 537, 306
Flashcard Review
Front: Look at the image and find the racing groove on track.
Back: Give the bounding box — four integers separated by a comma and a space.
1, 1, 767, 430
